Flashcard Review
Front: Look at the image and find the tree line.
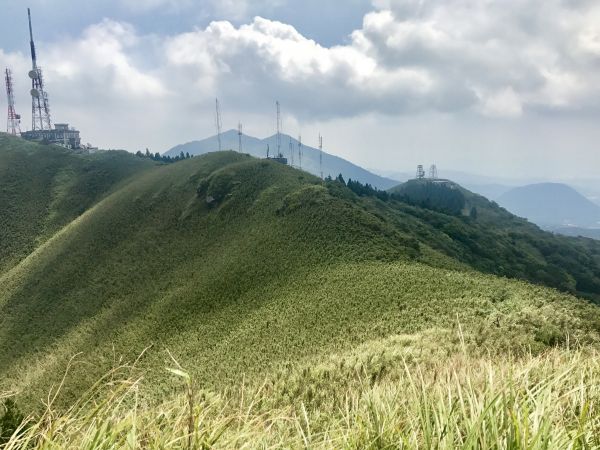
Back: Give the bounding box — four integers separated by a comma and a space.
326, 174, 468, 216
325, 174, 391, 202
135, 148, 192, 163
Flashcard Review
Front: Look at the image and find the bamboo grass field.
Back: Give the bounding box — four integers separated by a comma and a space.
2, 134, 600, 448
3, 344, 600, 448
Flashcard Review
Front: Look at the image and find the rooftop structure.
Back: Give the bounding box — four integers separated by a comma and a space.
21, 123, 81, 149
265, 144, 287, 164
270, 156, 288, 164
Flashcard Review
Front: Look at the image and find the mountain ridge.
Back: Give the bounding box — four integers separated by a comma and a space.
497, 182, 600, 228
166, 129, 400, 190
2, 135, 600, 410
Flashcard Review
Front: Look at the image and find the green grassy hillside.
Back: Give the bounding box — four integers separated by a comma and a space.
1, 140, 600, 414
0, 133, 155, 273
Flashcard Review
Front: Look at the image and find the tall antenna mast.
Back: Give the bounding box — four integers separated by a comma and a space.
28, 8, 51, 131
5, 69, 21, 135
319, 134, 323, 179
289, 137, 293, 166
28, 8, 37, 70
215, 98, 222, 151
298, 135, 302, 169
238, 122, 243, 153
276, 101, 281, 158
429, 164, 438, 179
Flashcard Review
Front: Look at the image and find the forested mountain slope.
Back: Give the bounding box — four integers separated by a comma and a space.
388, 178, 600, 297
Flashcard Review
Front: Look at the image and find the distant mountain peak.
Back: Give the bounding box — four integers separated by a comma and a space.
165, 131, 400, 190
497, 182, 600, 228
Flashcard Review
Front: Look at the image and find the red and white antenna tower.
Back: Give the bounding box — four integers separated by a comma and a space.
5, 68, 21, 135
28, 8, 51, 131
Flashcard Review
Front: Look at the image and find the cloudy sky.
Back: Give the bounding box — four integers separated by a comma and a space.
1, 0, 599, 180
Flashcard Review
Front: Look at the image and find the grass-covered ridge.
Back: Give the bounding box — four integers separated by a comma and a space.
0, 133, 155, 273
1, 138, 600, 424
0, 147, 431, 405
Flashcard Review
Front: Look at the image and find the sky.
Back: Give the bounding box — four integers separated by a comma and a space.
0, 0, 599, 180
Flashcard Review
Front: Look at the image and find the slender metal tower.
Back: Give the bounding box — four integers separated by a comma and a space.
289, 137, 293, 166
319, 134, 323, 179
5, 69, 21, 135
276, 101, 281, 157
238, 122, 243, 153
298, 135, 302, 169
28, 8, 51, 131
215, 98, 222, 151
429, 164, 438, 179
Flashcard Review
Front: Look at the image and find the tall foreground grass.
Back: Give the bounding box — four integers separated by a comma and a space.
2, 346, 600, 449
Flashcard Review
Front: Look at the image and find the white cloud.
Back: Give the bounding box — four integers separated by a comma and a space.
154, 0, 600, 120
8, 0, 600, 122
2, 0, 600, 177
358, 0, 600, 115
0, 18, 169, 149
44, 20, 166, 97
479, 87, 523, 118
